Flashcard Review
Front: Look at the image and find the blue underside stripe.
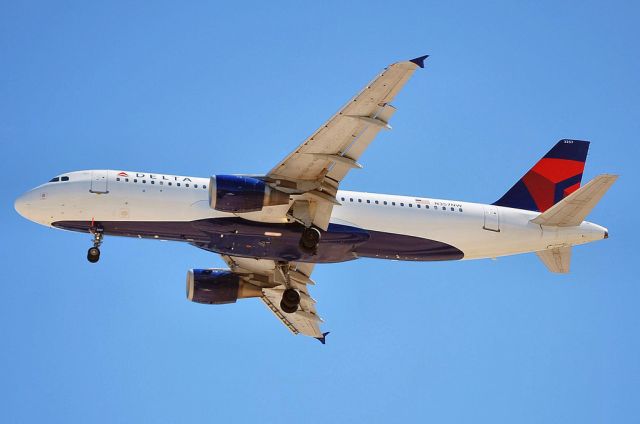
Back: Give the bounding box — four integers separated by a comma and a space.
52, 218, 464, 263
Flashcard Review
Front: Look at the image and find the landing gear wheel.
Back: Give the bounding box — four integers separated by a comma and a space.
280, 288, 300, 314
299, 227, 321, 254
87, 247, 100, 263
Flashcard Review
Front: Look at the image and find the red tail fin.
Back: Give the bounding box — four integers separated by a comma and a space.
493, 139, 590, 212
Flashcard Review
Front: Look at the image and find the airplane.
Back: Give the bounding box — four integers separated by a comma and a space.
14, 55, 617, 343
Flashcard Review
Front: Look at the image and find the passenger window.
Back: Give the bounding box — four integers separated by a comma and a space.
400, 203, 404, 207
177, 183, 181, 187
417, 204, 421, 208
159, 181, 163, 185
451, 207, 455, 211
392, 202, 396, 206
142, 180, 146, 183
186, 184, 190, 187
125, 178, 129, 182
384, 201, 388, 205
116, 177, 121, 181
61, 176, 69, 181
151, 181, 155, 184
49, 177, 59, 182
134, 179, 138, 183
459, 208, 463, 212
350, 198, 353, 202
168, 182, 172, 186
358, 199, 362, 203
409, 204, 413, 207
375, 200, 379, 204
341, 197, 345, 201
426, 205, 429, 209
366, 200, 370, 203
194, 184, 198, 188
203, 185, 206, 189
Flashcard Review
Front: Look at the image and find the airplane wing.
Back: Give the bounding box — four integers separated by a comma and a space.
214, 57, 428, 341
220, 255, 326, 341
266, 55, 428, 230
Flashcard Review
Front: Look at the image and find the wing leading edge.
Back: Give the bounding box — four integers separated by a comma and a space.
266, 55, 428, 230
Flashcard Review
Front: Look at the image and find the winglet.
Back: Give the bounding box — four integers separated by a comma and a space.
315, 332, 330, 345
409, 55, 429, 68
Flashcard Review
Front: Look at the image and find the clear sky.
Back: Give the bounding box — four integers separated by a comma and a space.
1, 1, 639, 422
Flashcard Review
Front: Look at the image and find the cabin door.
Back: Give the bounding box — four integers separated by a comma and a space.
90, 170, 109, 194
483, 205, 500, 232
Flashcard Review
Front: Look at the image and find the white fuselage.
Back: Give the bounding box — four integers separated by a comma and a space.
14, 170, 608, 261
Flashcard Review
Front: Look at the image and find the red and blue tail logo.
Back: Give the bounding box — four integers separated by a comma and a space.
493, 139, 590, 212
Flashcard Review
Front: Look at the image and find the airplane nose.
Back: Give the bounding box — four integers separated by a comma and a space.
14, 192, 29, 218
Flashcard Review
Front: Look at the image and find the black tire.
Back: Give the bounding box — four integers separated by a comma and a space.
87, 247, 100, 263
280, 288, 300, 314
280, 299, 298, 314
299, 227, 321, 253
283, 288, 300, 305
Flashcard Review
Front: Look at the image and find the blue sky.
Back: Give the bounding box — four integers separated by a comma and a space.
1, 1, 639, 422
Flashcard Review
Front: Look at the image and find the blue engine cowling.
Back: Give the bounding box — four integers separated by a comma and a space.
208, 175, 290, 213
186, 269, 262, 304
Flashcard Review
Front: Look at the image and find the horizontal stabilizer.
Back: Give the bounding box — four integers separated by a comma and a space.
531, 174, 618, 227
536, 246, 572, 273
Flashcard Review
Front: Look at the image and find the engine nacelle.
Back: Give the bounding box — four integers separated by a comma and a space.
186, 269, 263, 305
209, 175, 289, 213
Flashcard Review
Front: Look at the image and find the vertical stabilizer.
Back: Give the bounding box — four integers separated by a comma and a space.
494, 140, 590, 212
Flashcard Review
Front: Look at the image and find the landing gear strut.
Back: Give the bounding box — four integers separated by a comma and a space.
87, 225, 104, 263
299, 227, 321, 254
277, 262, 301, 314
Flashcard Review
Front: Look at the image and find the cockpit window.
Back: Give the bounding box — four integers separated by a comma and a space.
61, 176, 69, 181
49, 177, 60, 182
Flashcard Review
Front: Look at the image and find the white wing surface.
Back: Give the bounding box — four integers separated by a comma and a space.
266, 55, 428, 229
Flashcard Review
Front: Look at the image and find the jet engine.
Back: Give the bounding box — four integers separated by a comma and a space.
208, 175, 289, 213
186, 269, 263, 304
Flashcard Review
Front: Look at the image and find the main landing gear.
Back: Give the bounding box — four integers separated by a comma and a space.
280, 288, 300, 314
299, 227, 321, 255
87, 225, 104, 263
277, 262, 301, 314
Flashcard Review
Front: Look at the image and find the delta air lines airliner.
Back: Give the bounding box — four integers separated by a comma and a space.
14, 56, 616, 343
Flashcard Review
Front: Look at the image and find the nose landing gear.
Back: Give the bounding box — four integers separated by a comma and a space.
87, 225, 104, 263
